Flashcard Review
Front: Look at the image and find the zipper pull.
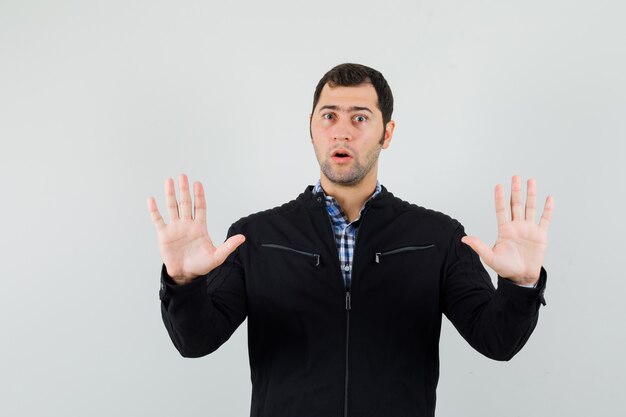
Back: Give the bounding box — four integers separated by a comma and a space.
313, 254, 320, 266
375, 252, 381, 263
345, 291, 351, 310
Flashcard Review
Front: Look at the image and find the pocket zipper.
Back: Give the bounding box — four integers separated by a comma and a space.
261, 243, 321, 266
375, 244, 435, 263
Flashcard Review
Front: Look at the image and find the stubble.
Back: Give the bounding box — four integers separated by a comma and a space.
319, 142, 383, 186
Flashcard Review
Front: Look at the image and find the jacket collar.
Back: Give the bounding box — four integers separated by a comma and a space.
296, 183, 392, 209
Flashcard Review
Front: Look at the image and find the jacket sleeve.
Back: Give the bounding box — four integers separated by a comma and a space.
442, 224, 547, 361
159, 225, 247, 358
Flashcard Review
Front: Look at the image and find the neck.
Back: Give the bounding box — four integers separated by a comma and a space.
319, 170, 378, 223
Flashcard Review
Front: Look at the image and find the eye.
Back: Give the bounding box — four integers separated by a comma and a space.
322, 113, 334, 120
353, 115, 367, 122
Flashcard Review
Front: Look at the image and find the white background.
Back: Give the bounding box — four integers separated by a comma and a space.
1, 0, 624, 416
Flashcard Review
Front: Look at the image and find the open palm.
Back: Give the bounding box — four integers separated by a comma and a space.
461, 176, 554, 286
147, 174, 245, 285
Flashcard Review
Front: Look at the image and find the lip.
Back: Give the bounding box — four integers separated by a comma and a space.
331, 154, 353, 164
331, 148, 353, 158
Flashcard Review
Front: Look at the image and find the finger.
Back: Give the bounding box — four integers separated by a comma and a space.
213, 234, 246, 266
193, 181, 207, 222
178, 173, 193, 220
539, 195, 554, 230
164, 178, 179, 222
461, 236, 494, 267
525, 178, 537, 222
510, 175, 523, 221
147, 196, 166, 231
494, 183, 508, 227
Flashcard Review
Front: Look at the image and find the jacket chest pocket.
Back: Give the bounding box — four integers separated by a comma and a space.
260, 243, 321, 266
374, 244, 435, 264
367, 243, 439, 305
256, 243, 334, 311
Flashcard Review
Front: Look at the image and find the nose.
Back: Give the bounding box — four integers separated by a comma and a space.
331, 117, 354, 141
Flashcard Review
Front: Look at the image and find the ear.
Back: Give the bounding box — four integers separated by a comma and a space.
309, 115, 314, 142
381, 120, 395, 149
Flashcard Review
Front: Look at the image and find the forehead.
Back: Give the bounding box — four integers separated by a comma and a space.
316, 83, 380, 113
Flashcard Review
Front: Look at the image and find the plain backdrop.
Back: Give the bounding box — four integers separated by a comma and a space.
1, 0, 624, 416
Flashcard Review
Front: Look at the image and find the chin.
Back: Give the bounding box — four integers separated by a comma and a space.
325, 173, 364, 186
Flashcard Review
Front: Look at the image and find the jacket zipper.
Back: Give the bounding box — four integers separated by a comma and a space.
318, 200, 354, 417
344, 290, 351, 417
374, 244, 435, 263
317, 194, 373, 417
260, 243, 321, 266
342, 206, 371, 417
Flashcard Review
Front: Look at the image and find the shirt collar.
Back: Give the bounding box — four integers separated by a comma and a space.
313, 179, 382, 216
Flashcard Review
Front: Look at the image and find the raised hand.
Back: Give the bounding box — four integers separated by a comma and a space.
460, 175, 554, 286
147, 173, 246, 285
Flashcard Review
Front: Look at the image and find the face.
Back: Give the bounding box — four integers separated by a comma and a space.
310, 83, 395, 186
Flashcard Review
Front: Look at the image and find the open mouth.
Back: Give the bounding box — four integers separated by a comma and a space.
331, 149, 352, 161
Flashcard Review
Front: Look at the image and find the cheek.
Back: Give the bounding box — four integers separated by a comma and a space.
310, 123, 326, 137
310, 137, 324, 156
310, 125, 329, 145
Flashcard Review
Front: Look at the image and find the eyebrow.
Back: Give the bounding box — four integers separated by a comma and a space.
318, 105, 373, 114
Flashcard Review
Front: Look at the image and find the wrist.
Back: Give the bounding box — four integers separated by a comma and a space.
517, 276, 540, 287
171, 273, 200, 286
505, 268, 541, 286
164, 265, 198, 286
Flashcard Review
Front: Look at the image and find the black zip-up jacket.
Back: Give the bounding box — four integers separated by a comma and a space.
159, 185, 547, 417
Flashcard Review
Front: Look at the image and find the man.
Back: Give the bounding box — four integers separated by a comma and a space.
147, 63, 553, 417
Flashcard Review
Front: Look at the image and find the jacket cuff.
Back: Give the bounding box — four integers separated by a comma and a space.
159, 263, 210, 302
497, 266, 547, 307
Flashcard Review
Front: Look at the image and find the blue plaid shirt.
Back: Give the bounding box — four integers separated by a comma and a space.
313, 179, 382, 288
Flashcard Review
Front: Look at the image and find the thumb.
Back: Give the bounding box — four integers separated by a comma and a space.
461, 235, 494, 266
213, 234, 246, 266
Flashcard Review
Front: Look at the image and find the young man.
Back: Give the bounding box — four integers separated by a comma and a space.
147, 63, 553, 417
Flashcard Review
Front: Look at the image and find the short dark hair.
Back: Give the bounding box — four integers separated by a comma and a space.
312, 63, 394, 126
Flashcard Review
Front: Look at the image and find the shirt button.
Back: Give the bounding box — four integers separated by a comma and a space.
343, 265, 351, 272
